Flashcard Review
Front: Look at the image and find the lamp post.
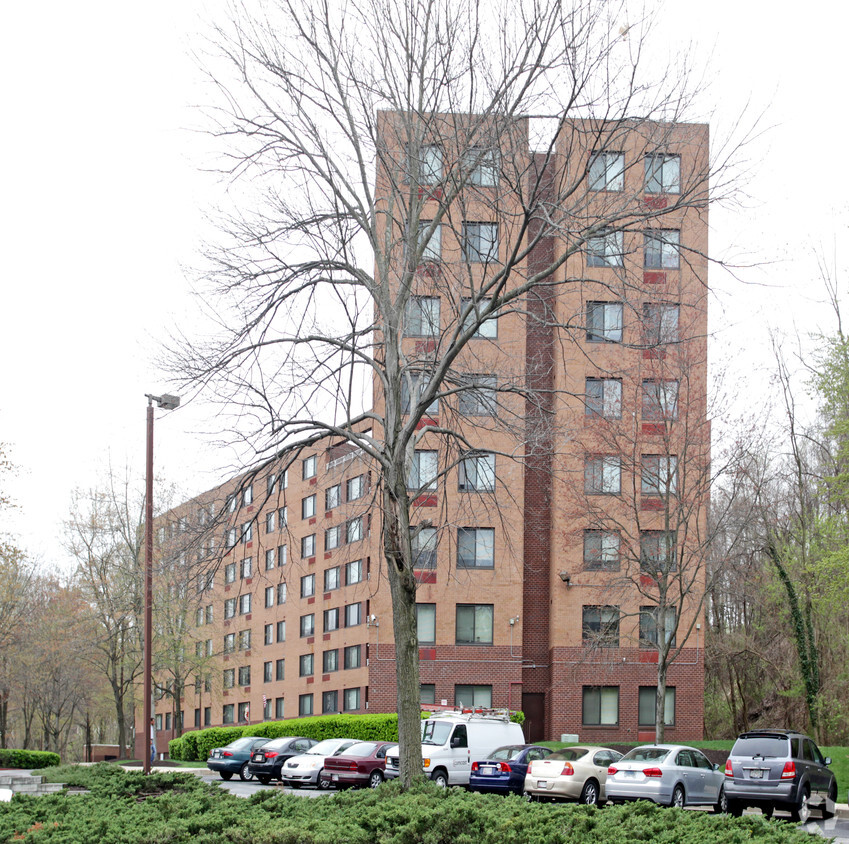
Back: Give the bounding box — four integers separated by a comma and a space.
143, 393, 180, 774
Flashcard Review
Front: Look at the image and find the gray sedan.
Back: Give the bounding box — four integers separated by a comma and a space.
606, 744, 727, 812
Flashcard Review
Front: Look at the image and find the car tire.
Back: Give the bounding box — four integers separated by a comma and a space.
369, 770, 384, 789
580, 779, 600, 806
239, 763, 253, 782
670, 785, 685, 809
714, 786, 728, 814
761, 804, 773, 819
219, 772, 233, 781
789, 785, 810, 824
727, 799, 743, 817
430, 769, 449, 788
317, 769, 332, 790
256, 775, 271, 785
288, 782, 301, 789
823, 783, 837, 820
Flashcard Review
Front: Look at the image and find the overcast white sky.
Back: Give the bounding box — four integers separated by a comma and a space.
2, 0, 847, 569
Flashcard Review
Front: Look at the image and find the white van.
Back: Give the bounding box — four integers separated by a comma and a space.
384, 709, 525, 787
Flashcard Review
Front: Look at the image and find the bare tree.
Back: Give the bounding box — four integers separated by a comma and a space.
174, 0, 742, 783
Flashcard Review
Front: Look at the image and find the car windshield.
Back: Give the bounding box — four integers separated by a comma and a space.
421, 722, 453, 746
549, 748, 589, 762
344, 742, 377, 757
488, 746, 524, 761
622, 747, 670, 763
733, 737, 788, 758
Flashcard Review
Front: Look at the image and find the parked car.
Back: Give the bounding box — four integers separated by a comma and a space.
207, 736, 270, 781
247, 736, 318, 784
282, 738, 358, 789
469, 745, 552, 796
524, 746, 623, 805
606, 744, 727, 812
323, 741, 396, 789
723, 729, 837, 822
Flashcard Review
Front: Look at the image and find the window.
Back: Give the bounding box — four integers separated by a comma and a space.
408, 450, 438, 491
641, 455, 678, 496
455, 685, 492, 708
645, 154, 680, 194
278, 544, 287, 566
345, 559, 364, 585
587, 230, 623, 268
324, 566, 340, 592
228, 494, 238, 514
241, 522, 252, 543
417, 604, 436, 645
277, 582, 287, 605
223, 703, 235, 724
325, 484, 341, 511
456, 604, 493, 644
420, 684, 436, 705
267, 473, 277, 495
405, 296, 440, 336
323, 649, 339, 673
642, 380, 679, 420
345, 603, 362, 627
583, 530, 620, 570
323, 690, 339, 714
264, 623, 273, 646
462, 222, 498, 263
582, 686, 619, 725
588, 151, 625, 191
346, 517, 363, 544
324, 607, 340, 632
346, 475, 365, 501
225, 527, 238, 548
276, 620, 286, 642
299, 694, 314, 717
223, 633, 235, 654
644, 230, 680, 269
300, 573, 315, 599
195, 607, 204, 627
463, 147, 499, 186
458, 374, 496, 416
275, 658, 285, 681
302, 495, 316, 520
640, 531, 677, 574
278, 507, 288, 529
458, 452, 495, 491
204, 707, 211, 726
344, 645, 361, 669
275, 697, 284, 719
263, 549, 274, 572
417, 220, 441, 262
582, 605, 620, 648
457, 527, 494, 568
302, 455, 316, 480
206, 639, 213, 656
299, 653, 314, 677
323, 524, 340, 551
586, 302, 623, 343
194, 708, 201, 728
640, 606, 677, 648
343, 688, 360, 711
263, 698, 272, 720
461, 297, 498, 338
639, 687, 676, 726
584, 455, 621, 494
265, 586, 275, 608
223, 668, 235, 689
585, 378, 622, 419
243, 485, 253, 506
195, 641, 204, 658
642, 303, 679, 345
225, 562, 236, 584
224, 598, 236, 619
238, 629, 251, 650
401, 373, 439, 415
412, 527, 437, 569
238, 665, 251, 686
300, 613, 315, 637
240, 557, 252, 579
238, 594, 251, 615
301, 534, 316, 558
205, 605, 213, 624
411, 143, 442, 184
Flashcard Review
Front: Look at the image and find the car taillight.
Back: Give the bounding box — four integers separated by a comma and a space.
608, 766, 618, 775
643, 767, 663, 778
724, 760, 733, 778
222, 751, 233, 757
781, 761, 795, 780
498, 762, 512, 773
560, 763, 574, 776
471, 762, 479, 772
348, 762, 358, 771
264, 752, 278, 759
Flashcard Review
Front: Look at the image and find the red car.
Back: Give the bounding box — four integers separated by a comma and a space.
323, 740, 396, 789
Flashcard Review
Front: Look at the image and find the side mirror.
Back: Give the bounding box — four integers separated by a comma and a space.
824, 757, 832, 766
713, 763, 719, 771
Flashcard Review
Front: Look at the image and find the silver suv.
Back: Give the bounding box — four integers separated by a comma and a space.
724, 729, 836, 822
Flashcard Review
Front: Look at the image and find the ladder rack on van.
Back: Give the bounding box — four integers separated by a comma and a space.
420, 704, 512, 722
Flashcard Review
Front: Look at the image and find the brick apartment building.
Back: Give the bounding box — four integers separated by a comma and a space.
139, 114, 709, 757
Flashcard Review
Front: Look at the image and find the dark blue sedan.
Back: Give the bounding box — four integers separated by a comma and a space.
469, 745, 553, 795
207, 736, 270, 781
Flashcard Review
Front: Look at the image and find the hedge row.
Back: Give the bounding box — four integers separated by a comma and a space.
0, 748, 60, 769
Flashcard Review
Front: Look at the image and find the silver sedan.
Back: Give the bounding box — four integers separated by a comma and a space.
606, 744, 728, 812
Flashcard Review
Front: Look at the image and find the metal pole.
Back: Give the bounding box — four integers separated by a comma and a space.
143, 398, 154, 775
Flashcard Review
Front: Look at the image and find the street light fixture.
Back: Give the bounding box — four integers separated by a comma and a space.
143, 393, 180, 775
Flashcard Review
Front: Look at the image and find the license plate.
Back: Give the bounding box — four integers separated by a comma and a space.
624, 771, 636, 778
537, 780, 547, 788
750, 769, 763, 779
483, 766, 496, 775
332, 774, 338, 781
252, 754, 263, 762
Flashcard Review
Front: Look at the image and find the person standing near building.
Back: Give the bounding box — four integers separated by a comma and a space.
150, 718, 156, 766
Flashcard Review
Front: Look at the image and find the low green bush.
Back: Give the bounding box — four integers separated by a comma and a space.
0, 749, 60, 769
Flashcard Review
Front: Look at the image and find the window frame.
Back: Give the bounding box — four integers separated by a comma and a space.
644, 154, 681, 195
417, 603, 436, 645
586, 301, 624, 343
582, 686, 619, 726
585, 378, 622, 419
455, 603, 494, 645
458, 451, 495, 491
457, 527, 495, 569
588, 151, 625, 192
583, 530, 621, 571
462, 221, 499, 264
405, 295, 441, 337
584, 455, 622, 495
587, 230, 624, 268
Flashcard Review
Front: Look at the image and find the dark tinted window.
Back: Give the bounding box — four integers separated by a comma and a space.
732, 737, 788, 758
676, 750, 695, 767
791, 738, 801, 758
693, 750, 713, 770
489, 745, 524, 761
550, 748, 589, 761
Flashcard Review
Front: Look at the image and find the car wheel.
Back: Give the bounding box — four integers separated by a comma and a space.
256, 775, 271, 785
762, 804, 773, 819
430, 770, 449, 788
317, 769, 332, 789
789, 785, 810, 824
369, 770, 384, 789
580, 779, 599, 806
822, 783, 837, 820
288, 782, 301, 789
670, 785, 685, 809
727, 799, 743, 817
239, 762, 253, 782
219, 772, 233, 781
714, 786, 728, 814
